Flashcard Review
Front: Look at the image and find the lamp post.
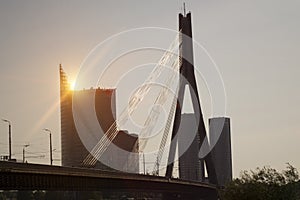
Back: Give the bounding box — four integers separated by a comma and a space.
2, 119, 12, 160
23, 144, 29, 163
43, 128, 53, 165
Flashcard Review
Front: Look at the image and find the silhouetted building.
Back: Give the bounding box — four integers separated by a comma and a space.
59, 65, 139, 173
98, 130, 139, 173
178, 114, 203, 181
209, 117, 232, 186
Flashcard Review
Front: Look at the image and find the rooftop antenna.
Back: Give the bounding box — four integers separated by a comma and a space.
183, 2, 186, 16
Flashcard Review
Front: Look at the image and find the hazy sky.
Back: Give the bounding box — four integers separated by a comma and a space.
0, 0, 299, 177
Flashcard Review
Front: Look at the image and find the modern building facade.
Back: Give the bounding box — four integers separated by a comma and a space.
209, 117, 232, 186
59, 65, 139, 173
178, 114, 203, 181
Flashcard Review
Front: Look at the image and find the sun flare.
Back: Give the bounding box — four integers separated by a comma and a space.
70, 81, 76, 90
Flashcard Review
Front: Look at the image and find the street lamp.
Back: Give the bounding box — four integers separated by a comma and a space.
23, 144, 29, 163
2, 119, 12, 160
43, 128, 53, 165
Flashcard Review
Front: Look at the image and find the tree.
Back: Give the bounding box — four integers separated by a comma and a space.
219, 163, 300, 200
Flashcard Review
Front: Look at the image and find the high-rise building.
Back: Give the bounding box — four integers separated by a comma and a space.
59, 65, 139, 173
209, 117, 232, 186
178, 114, 203, 181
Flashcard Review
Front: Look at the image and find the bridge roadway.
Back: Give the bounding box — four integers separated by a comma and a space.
0, 161, 218, 199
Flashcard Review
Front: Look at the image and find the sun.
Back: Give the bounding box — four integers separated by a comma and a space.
70, 81, 76, 90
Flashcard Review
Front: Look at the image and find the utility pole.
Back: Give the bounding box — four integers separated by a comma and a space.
2, 119, 12, 160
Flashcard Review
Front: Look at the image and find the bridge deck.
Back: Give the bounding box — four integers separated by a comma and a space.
0, 161, 218, 199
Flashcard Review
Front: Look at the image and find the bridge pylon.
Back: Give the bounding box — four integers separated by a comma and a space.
165, 11, 217, 184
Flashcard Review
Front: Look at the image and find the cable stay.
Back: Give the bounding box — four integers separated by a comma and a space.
82, 34, 182, 167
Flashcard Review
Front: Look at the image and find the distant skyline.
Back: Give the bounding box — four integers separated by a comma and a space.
0, 0, 299, 177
